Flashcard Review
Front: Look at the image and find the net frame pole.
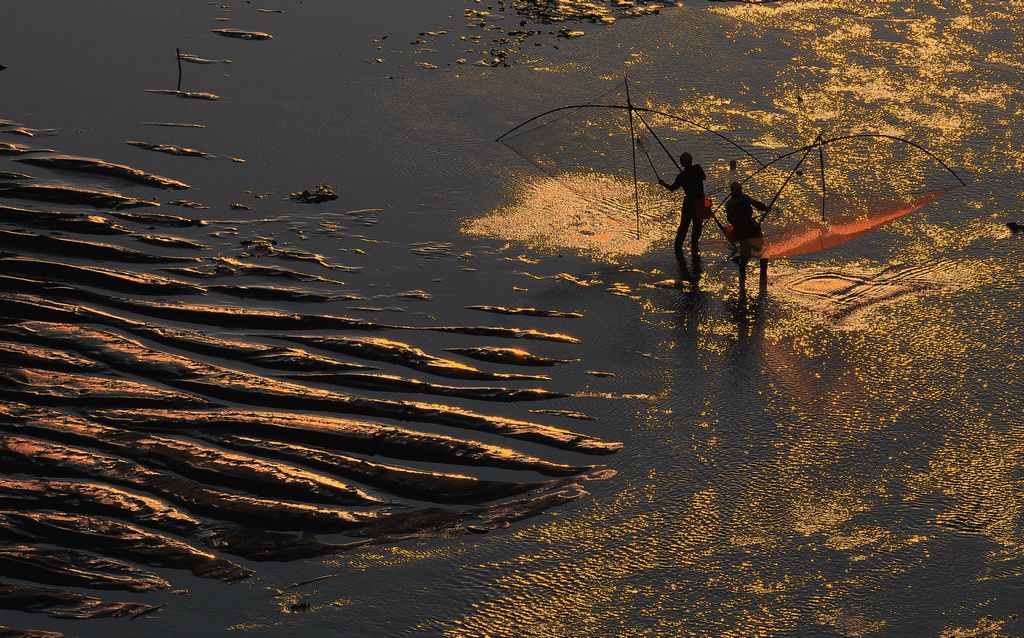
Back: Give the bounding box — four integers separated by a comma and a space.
735, 133, 966, 189
636, 137, 661, 180
818, 141, 827, 222
632, 106, 731, 237
761, 131, 821, 224
631, 106, 682, 173
625, 76, 642, 240
497, 105, 763, 171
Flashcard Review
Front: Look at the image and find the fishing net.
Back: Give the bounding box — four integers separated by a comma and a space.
738, 134, 966, 258
498, 82, 965, 257
497, 81, 769, 238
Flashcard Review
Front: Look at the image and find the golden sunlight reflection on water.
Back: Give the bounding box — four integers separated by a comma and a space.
444, 0, 1024, 634
463, 172, 679, 257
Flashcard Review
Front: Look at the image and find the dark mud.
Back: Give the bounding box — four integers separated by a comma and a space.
0, 582, 155, 619
0, 342, 107, 374
0, 623, 63, 637
126, 141, 216, 158
203, 435, 548, 504
466, 305, 583, 318
0, 205, 131, 235
350, 483, 591, 538
0, 408, 381, 507
0, 231, 199, 263
108, 211, 207, 227
0, 258, 204, 294
1, 128, 57, 138
238, 239, 361, 272
0, 184, 157, 209
16, 156, 189, 189
116, 323, 374, 373
206, 284, 335, 303
0, 367, 213, 409
0, 432, 382, 534
88, 409, 594, 476
0, 321, 616, 453
165, 199, 208, 209
445, 346, 577, 366
0, 142, 52, 155
409, 323, 579, 343
133, 234, 207, 250
285, 371, 566, 401
529, 408, 596, 421
2, 289, 576, 344
276, 335, 551, 381
0, 546, 170, 592
0, 478, 204, 537
0, 510, 251, 582
167, 256, 345, 283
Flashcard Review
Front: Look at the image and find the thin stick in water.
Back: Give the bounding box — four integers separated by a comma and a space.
283, 573, 338, 590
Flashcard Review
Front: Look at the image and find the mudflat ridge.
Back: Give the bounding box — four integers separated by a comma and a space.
0, 120, 619, 635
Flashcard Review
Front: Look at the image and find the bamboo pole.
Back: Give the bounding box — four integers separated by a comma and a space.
625, 76, 641, 240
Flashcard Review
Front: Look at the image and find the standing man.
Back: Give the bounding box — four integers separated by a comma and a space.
658, 152, 707, 259
724, 180, 769, 270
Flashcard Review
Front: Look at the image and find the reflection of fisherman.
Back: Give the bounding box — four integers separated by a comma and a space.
658, 152, 707, 257
725, 181, 769, 267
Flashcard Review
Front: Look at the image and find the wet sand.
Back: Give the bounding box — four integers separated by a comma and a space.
1, 1, 1023, 636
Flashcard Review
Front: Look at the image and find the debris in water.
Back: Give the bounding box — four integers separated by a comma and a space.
144, 89, 221, 100
290, 183, 338, 204
142, 122, 206, 128
167, 200, 209, 210
178, 53, 231, 64
585, 370, 616, 377
211, 28, 273, 40
282, 574, 336, 590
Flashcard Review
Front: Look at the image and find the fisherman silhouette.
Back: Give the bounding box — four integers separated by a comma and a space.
725, 180, 769, 271
658, 152, 707, 259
